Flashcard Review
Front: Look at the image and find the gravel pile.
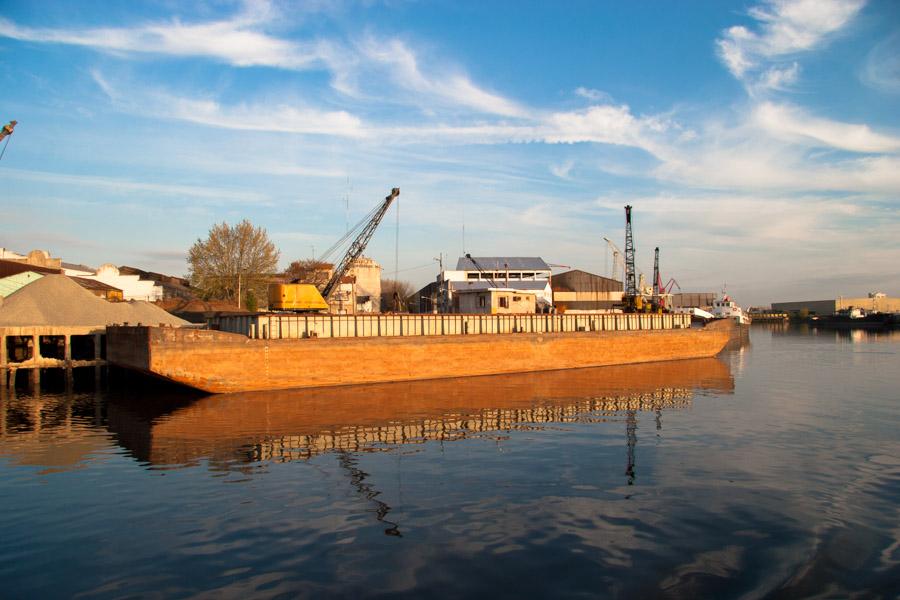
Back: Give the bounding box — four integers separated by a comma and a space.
0, 274, 189, 327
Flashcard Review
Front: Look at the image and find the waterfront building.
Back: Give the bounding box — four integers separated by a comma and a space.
772, 293, 900, 316
455, 288, 537, 314
437, 256, 554, 312
551, 269, 623, 312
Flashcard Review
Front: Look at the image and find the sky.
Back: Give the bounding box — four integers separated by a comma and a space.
1, 0, 898, 306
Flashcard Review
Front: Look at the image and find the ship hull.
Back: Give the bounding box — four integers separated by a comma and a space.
107, 320, 735, 394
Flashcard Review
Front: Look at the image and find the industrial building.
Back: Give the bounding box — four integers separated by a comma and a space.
429, 256, 554, 313
456, 288, 537, 314
772, 293, 900, 316
551, 270, 623, 312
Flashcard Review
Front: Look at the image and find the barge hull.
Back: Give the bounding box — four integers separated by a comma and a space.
108, 320, 734, 394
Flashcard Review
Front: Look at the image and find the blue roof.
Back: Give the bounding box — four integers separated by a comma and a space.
455, 256, 550, 270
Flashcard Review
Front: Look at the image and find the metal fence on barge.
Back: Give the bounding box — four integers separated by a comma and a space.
210, 313, 691, 340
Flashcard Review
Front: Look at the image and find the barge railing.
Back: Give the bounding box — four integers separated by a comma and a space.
211, 312, 691, 340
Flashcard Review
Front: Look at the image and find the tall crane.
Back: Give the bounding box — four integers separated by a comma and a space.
603, 237, 624, 282
321, 188, 399, 301
624, 206, 636, 298
623, 205, 641, 311
652, 247, 660, 298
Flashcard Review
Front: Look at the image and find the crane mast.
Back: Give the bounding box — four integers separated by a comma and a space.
321, 187, 399, 301
624, 205, 637, 298
652, 247, 660, 298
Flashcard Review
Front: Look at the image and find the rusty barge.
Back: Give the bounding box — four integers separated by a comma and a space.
107, 313, 734, 394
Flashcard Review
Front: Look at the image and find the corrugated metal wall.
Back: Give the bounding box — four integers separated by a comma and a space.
212, 312, 691, 340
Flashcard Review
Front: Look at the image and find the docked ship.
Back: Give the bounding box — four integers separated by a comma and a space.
710, 292, 751, 326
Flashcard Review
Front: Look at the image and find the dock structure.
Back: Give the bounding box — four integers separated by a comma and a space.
211, 312, 691, 340
1, 326, 106, 388
747, 312, 789, 322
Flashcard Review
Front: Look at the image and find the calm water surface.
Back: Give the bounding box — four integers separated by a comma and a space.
1, 325, 899, 598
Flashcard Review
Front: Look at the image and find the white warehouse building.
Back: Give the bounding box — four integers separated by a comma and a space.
440, 256, 554, 312
64, 264, 164, 302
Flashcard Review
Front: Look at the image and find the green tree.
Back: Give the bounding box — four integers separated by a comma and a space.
188, 220, 280, 308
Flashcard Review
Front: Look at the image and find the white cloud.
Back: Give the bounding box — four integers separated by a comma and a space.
753, 102, 900, 153
860, 32, 900, 94
1, 167, 266, 202
716, 0, 865, 90
91, 71, 366, 138
355, 36, 528, 118
575, 87, 613, 103
550, 160, 574, 179
0, 11, 525, 119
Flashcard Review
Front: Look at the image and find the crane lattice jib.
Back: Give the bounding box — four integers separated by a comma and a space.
321, 187, 399, 300
624, 205, 637, 297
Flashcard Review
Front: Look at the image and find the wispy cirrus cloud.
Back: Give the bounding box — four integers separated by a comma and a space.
97, 72, 367, 138
752, 102, 900, 153
716, 0, 866, 91
0, 6, 525, 119
0, 166, 266, 202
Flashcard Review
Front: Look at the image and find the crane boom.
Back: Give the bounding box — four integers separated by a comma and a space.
463, 254, 499, 287
321, 187, 399, 301
0, 121, 16, 142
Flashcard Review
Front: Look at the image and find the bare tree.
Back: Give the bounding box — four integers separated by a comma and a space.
284, 259, 333, 287
188, 220, 280, 308
381, 278, 415, 312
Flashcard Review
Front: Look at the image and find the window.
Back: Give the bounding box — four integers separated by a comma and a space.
509, 273, 521, 279
513, 296, 521, 301
521, 272, 534, 279
499, 296, 509, 308
467, 272, 479, 280
479, 296, 486, 308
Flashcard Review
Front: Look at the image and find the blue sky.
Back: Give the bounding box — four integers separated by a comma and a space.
1, 0, 898, 305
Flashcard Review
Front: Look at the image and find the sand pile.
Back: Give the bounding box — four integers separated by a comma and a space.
0, 275, 189, 327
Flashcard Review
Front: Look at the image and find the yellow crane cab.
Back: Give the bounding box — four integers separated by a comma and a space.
267, 283, 328, 312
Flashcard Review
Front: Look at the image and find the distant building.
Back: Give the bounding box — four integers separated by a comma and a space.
71, 277, 124, 301
0, 249, 63, 273
438, 257, 554, 311
456, 288, 536, 314
74, 264, 163, 302
772, 293, 900, 316
349, 256, 381, 313
119, 266, 193, 300
551, 270, 623, 312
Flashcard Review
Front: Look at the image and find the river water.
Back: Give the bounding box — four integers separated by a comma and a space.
1, 325, 898, 598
